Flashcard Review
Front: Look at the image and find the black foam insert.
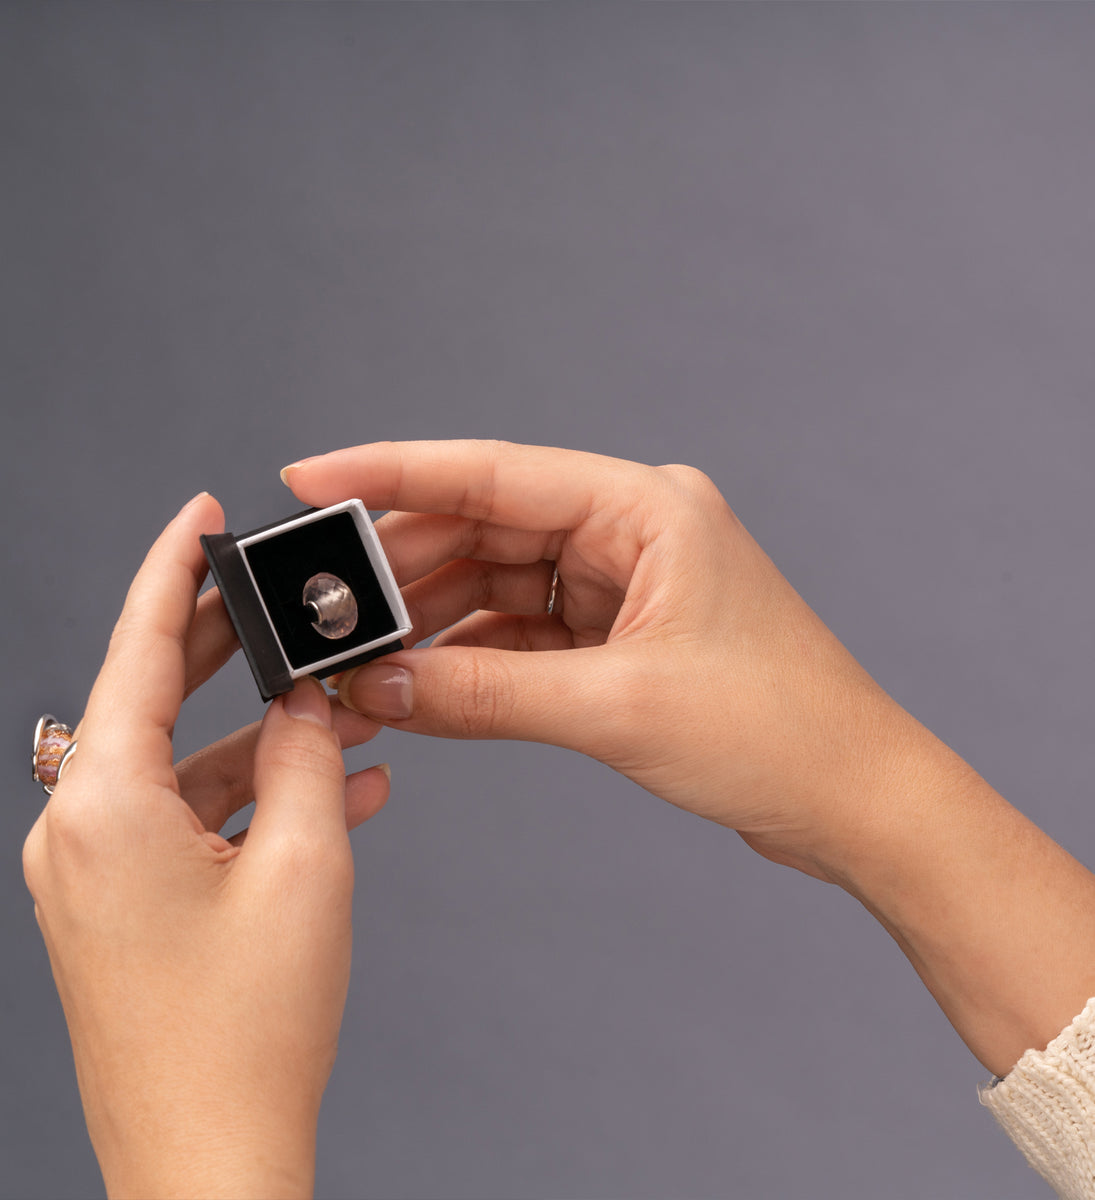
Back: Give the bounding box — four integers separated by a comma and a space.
243, 511, 399, 671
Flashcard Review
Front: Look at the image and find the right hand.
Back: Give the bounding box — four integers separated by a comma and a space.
286, 441, 1095, 1084
283, 440, 934, 883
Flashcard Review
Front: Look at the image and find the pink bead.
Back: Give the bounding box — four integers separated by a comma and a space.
35, 728, 71, 788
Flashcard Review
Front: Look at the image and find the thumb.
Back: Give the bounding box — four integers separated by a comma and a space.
246, 677, 348, 852
336, 646, 625, 759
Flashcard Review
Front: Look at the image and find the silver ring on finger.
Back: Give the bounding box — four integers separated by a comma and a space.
546, 564, 560, 616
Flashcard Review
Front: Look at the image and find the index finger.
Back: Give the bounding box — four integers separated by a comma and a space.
79, 492, 225, 781
280, 440, 649, 532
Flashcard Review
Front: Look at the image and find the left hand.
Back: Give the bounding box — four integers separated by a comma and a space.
23, 493, 390, 1199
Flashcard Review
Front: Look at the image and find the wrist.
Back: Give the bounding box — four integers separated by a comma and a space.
101, 1137, 315, 1200
93, 1096, 318, 1199
820, 716, 1095, 1076
814, 705, 977, 892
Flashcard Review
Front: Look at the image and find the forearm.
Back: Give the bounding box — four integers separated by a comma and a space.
826, 711, 1095, 1078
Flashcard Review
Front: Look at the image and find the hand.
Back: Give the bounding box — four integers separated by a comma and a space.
23, 493, 390, 1199
283, 441, 1095, 1078
282, 440, 911, 882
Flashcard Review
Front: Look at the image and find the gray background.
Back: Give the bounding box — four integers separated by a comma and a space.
2, 4, 1092, 1197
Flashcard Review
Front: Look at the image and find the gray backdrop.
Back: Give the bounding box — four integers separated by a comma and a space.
2, 4, 1091, 1197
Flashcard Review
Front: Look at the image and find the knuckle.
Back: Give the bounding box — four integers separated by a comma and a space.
21, 822, 45, 898
471, 437, 514, 454
461, 521, 491, 560
266, 829, 354, 892
459, 440, 512, 521
472, 561, 497, 611
271, 828, 325, 874
448, 654, 513, 737
657, 462, 719, 498
264, 729, 343, 784
42, 794, 93, 854
589, 654, 675, 764
656, 463, 739, 530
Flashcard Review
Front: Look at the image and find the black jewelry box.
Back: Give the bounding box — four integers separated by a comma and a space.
201, 501, 411, 701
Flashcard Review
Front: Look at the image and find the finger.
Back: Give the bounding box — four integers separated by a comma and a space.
183, 586, 239, 700
344, 762, 391, 830
417, 566, 625, 650
335, 643, 630, 759
80, 493, 224, 785
243, 677, 348, 856
373, 511, 558, 587
177, 699, 382, 832
224, 763, 390, 848
282, 440, 650, 537
176, 722, 261, 831
401, 558, 557, 647
429, 611, 578, 652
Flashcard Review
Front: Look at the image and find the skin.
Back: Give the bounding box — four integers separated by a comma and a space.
23, 441, 1095, 1197
23, 494, 390, 1199
285, 441, 1095, 1078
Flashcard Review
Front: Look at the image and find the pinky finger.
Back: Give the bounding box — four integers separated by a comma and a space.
345, 762, 392, 831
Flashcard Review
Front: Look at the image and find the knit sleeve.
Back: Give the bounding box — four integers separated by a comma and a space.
979, 997, 1095, 1199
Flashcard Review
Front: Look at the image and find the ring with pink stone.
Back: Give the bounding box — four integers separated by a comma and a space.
32, 714, 77, 795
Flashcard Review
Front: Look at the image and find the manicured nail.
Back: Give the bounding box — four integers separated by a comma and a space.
279, 456, 320, 486
339, 663, 413, 721
281, 677, 333, 727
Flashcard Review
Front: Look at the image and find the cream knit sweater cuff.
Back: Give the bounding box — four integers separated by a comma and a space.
979, 997, 1095, 1200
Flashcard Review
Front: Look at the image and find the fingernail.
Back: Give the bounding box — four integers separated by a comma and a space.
179, 490, 211, 516
281, 677, 333, 727
279, 456, 319, 486
339, 663, 413, 721
375, 763, 392, 782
